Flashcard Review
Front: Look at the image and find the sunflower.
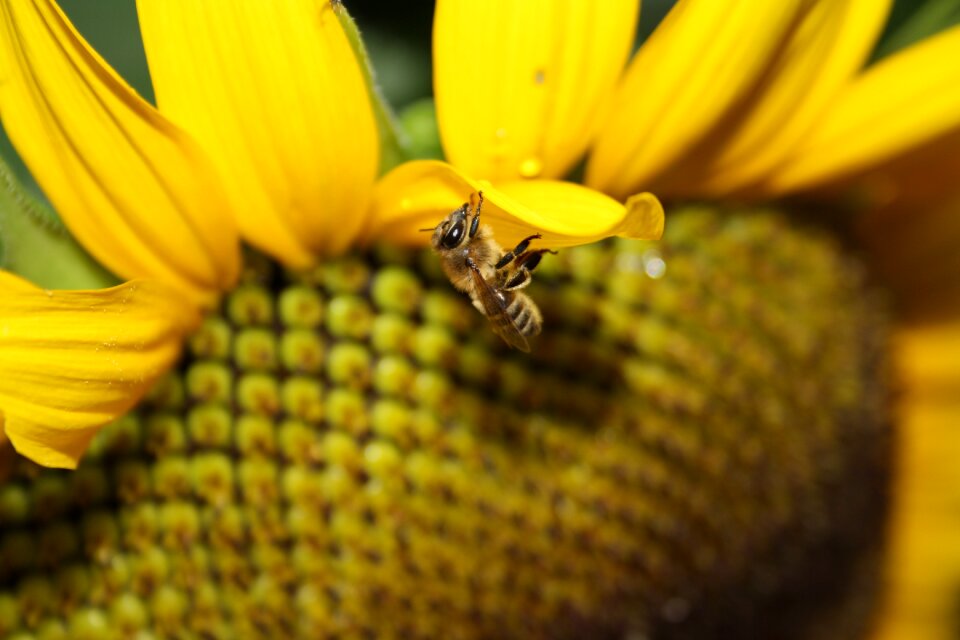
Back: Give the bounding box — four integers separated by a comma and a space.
0, 0, 663, 469
0, 0, 955, 637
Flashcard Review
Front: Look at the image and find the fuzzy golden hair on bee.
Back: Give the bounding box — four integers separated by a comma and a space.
427, 192, 554, 352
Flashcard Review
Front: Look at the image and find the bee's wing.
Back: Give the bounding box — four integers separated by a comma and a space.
469, 267, 530, 352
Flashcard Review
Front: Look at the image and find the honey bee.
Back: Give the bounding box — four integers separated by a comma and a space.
426, 192, 554, 352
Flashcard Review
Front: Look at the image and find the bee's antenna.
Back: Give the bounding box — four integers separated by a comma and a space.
418, 227, 436, 232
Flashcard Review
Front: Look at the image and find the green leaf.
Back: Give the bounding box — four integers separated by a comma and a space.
333, 1, 412, 175
0, 153, 116, 289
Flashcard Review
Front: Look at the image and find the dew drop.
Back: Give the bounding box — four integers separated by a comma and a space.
534, 69, 546, 85
519, 157, 542, 178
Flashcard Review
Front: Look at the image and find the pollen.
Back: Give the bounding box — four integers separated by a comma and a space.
0, 209, 891, 638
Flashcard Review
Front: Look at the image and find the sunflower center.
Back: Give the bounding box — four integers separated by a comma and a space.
0, 208, 891, 638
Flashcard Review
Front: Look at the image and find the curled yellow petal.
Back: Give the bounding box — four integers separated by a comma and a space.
667, 0, 891, 197
0, 272, 197, 469
586, 0, 807, 199
365, 160, 663, 249
769, 24, 960, 193
494, 180, 664, 245
0, 0, 239, 307
434, 0, 639, 182
137, 0, 380, 263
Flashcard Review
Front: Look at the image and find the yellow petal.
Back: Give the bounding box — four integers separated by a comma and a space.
871, 324, 960, 639
585, 0, 808, 199
896, 323, 960, 396
0, 272, 197, 469
664, 0, 891, 197
137, 0, 380, 263
769, 24, 960, 194
0, 0, 239, 307
874, 395, 960, 640
434, 0, 639, 182
365, 160, 663, 249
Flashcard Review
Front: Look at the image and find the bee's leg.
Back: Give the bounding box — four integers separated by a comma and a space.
515, 248, 557, 274
502, 269, 532, 291
468, 191, 484, 238
501, 249, 557, 291
495, 234, 542, 270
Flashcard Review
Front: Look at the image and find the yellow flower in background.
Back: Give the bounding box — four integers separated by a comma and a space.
0, 0, 661, 468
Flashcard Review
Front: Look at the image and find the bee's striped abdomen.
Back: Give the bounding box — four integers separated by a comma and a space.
506, 292, 542, 337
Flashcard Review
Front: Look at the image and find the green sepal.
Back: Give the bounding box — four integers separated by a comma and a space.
0, 153, 117, 290
333, 2, 412, 175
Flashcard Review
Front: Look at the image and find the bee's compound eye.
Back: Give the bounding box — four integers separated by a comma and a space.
440, 221, 465, 249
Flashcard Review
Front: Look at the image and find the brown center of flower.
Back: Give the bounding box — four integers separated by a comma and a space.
0, 208, 890, 638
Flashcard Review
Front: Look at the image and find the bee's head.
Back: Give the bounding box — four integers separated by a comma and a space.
429, 204, 470, 252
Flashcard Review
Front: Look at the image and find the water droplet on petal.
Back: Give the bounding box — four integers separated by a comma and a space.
519, 157, 542, 178
534, 69, 546, 85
